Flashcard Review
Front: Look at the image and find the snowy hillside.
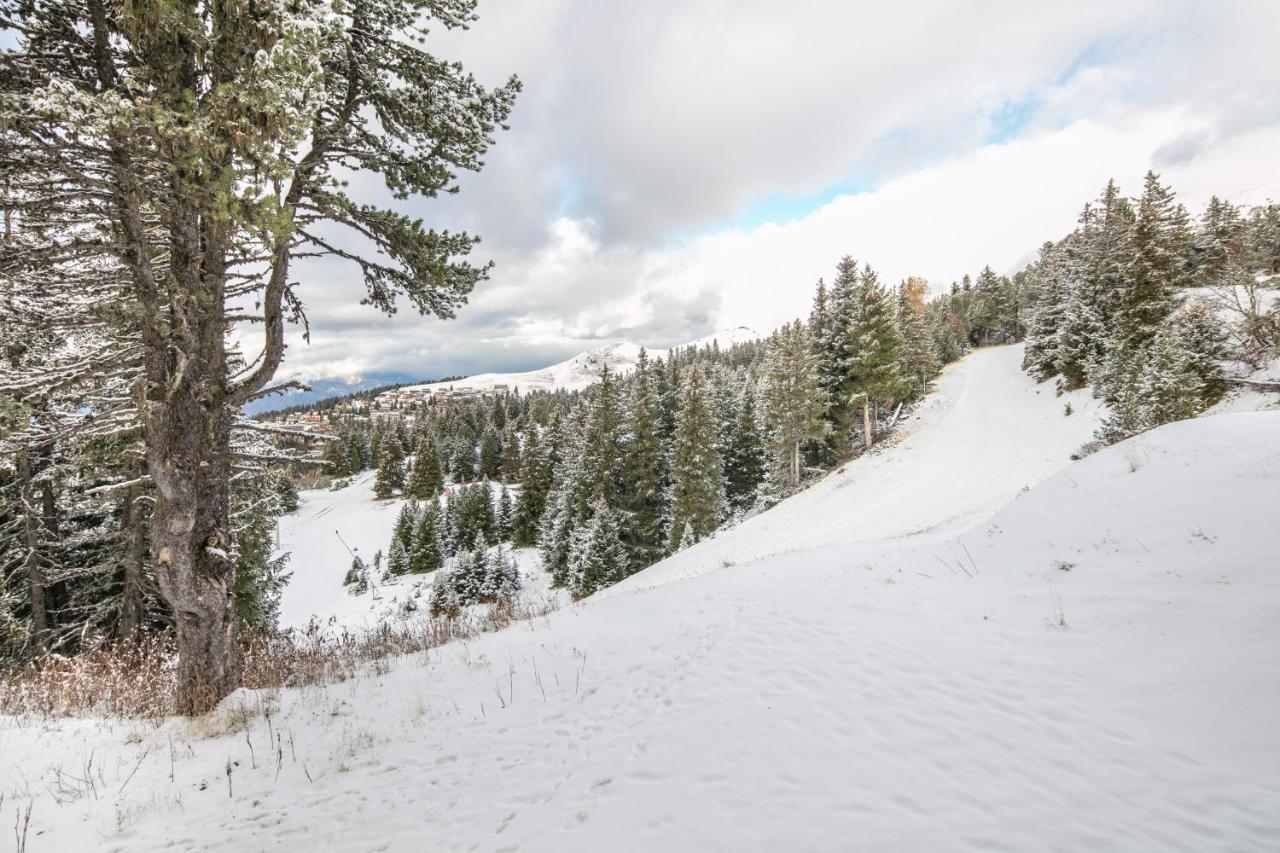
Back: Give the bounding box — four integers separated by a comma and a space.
276, 474, 562, 630
399, 327, 762, 395
614, 344, 1105, 593
5, 345, 1279, 851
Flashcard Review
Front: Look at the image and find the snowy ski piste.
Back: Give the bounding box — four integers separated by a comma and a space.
4, 344, 1278, 851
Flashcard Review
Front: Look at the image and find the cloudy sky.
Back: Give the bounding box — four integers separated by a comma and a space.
271, 0, 1280, 383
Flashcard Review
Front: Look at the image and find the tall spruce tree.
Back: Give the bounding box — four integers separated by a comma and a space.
408, 503, 444, 574
846, 265, 904, 451
579, 366, 624, 511
512, 424, 554, 547
405, 436, 443, 500
722, 382, 766, 514
567, 506, 627, 598
620, 349, 667, 567
760, 321, 827, 489
667, 364, 723, 549
373, 435, 406, 499
1022, 242, 1070, 379
477, 425, 502, 479
896, 277, 939, 395
1118, 171, 1191, 348
818, 257, 861, 444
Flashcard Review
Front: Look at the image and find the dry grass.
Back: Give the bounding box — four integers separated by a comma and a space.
0, 599, 557, 720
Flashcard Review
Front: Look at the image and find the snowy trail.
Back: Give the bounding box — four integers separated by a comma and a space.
5, 346, 1279, 852
617, 344, 1104, 592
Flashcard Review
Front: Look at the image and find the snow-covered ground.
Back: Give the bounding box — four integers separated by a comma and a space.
398, 327, 761, 396
277, 474, 560, 630
4, 345, 1279, 852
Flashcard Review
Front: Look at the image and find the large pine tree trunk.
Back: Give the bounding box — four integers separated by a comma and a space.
142, 154, 240, 714
147, 383, 239, 714
863, 399, 873, 453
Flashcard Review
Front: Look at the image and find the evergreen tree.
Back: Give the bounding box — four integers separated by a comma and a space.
1022, 242, 1069, 379
373, 434, 406, 499
567, 507, 628, 598
230, 468, 292, 632
722, 382, 766, 514
1117, 171, 1190, 348
408, 503, 444, 574
499, 422, 522, 482
477, 424, 502, 479
967, 266, 1007, 345
1055, 267, 1107, 386
512, 425, 555, 547
818, 256, 861, 443
344, 557, 369, 595
496, 486, 514, 542
667, 364, 724, 550
387, 535, 410, 577
430, 545, 521, 616
808, 278, 829, 342
896, 277, 939, 395
539, 417, 586, 584
1196, 195, 1245, 286
324, 435, 352, 477
393, 502, 417, 555
449, 438, 476, 483
1080, 180, 1135, 326
404, 436, 443, 500
0, 0, 518, 711
450, 484, 496, 551
579, 366, 623, 510
620, 349, 667, 567
846, 265, 905, 451
761, 321, 827, 489
273, 469, 301, 514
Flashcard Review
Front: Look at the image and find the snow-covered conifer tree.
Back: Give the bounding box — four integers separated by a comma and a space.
761, 321, 828, 489
405, 436, 443, 500
667, 364, 724, 550
567, 507, 628, 598
373, 435, 406, 499
846, 265, 905, 451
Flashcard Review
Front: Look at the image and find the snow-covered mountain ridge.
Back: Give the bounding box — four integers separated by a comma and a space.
400, 325, 761, 395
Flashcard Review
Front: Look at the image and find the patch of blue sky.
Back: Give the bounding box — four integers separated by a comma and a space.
985, 95, 1040, 144
731, 177, 876, 231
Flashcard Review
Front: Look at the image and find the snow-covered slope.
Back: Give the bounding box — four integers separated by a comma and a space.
6, 346, 1279, 852
400, 327, 762, 395
616, 344, 1105, 593
276, 474, 561, 630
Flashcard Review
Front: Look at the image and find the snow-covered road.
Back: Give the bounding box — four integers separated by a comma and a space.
5, 345, 1278, 853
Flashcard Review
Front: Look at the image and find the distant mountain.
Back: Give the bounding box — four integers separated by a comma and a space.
252, 327, 765, 414
399, 327, 764, 396
399, 341, 650, 396
677, 325, 762, 351
243, 372, 423, 415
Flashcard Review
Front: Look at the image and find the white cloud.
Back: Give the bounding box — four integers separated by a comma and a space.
434, 108, 1278, 349
253, 1, 1280, 382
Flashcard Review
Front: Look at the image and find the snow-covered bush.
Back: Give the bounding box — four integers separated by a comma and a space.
430, 546, 522, 617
